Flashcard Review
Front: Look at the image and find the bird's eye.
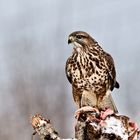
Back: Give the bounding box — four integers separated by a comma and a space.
76, 35, 82, 39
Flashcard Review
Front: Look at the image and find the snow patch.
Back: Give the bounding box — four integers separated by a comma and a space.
102, 116, 128, 140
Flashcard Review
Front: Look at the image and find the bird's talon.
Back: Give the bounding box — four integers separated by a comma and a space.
75, 106, 99, 120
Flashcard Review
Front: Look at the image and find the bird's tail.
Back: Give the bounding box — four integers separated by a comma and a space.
99, 93, 118, 113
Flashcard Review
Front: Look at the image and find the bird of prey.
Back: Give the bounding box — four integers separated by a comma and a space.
65, 31, 119, 113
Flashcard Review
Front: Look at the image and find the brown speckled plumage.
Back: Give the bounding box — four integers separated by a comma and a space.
66, 31, 119, 113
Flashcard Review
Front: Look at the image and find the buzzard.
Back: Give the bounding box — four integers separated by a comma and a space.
65, 31, 119, 113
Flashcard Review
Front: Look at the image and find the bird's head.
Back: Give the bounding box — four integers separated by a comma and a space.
68, 31, 97, 52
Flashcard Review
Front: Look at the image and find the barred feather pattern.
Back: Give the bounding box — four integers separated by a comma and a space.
66, 31, 119, 112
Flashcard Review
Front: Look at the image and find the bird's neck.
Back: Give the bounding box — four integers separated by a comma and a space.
73, 44, 103, 57
89, 42, 104, 53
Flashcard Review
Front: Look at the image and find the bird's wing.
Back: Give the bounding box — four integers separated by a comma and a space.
66, 58, 82, 108
72, 86, 83, 108
65, 57, 72, 84
104, 52, 119, 91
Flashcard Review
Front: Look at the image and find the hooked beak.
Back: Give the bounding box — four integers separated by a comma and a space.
68, 36, 74, 44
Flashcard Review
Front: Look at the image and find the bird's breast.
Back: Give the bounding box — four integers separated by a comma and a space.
70, 53, 108, 91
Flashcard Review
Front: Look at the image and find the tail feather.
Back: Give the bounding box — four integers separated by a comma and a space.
115, 81, 120, 89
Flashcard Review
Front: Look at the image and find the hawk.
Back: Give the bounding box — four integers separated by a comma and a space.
65, 31, 119, 113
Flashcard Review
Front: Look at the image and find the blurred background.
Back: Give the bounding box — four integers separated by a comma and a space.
0, 0, 140, 139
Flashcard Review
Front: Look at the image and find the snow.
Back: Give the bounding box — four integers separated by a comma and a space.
102, 116, 128, 140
